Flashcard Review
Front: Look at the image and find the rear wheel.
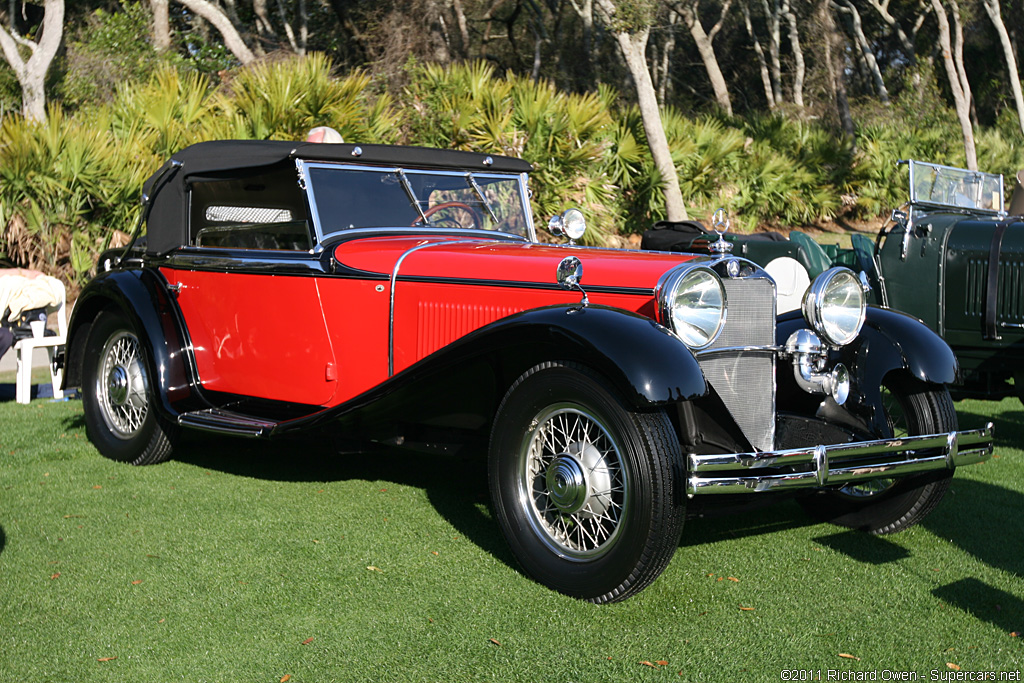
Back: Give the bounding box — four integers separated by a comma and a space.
82, 310, 177, 465
488, 362, 685, 603
798, 374, 955, 534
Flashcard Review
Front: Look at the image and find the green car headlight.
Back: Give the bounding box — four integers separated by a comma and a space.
658, 266, 727, 349
802, 267, 866, 346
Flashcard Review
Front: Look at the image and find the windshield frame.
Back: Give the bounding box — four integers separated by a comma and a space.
903, 159, 1006, 216
297, 160, 537, 250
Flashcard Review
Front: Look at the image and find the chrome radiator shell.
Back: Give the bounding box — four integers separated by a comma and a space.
696, 275, 777, 452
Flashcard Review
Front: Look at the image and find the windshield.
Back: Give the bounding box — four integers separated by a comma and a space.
906, 159, 1004, 214
301, 162, 532, 241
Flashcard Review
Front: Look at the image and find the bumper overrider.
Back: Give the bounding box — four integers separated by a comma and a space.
687, 423, 994, 495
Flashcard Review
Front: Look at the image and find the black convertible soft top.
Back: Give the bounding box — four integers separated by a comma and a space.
141, 140, 533, 255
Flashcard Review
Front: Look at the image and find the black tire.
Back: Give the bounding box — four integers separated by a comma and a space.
82, 310, 177, 465
798, 374, 956, 534
488, 362, 686, 603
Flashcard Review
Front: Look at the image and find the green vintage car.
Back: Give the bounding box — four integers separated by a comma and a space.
642, 160, 1024, 402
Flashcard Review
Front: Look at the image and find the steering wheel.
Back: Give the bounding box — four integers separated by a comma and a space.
414, 201, 483, 229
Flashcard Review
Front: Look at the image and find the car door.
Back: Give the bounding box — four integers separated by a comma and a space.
159, 170, 338, 407
161, 259, 337, 407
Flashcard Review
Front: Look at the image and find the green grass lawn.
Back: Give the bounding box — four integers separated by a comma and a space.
1, 394, 1021, 682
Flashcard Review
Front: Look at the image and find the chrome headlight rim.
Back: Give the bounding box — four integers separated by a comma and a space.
656, 264, 727, 350
802, 266, 867, 347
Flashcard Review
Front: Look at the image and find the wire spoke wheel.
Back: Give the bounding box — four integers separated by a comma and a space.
83, 310, 177, 466
97, 331, 150, 438
835, 385, 905, 499
522, 405, 627, 559
489, 362, 685, 603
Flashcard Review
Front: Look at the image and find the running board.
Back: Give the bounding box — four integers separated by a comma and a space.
178, 409, 278, 437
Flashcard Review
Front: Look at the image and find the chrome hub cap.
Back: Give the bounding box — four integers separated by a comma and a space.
838, 478, 896, 498
520, 406, 626, 559
838, 386, 902, 499
546, 455, 589, 514
107, 366, 129, 406
96, 331, 149, 439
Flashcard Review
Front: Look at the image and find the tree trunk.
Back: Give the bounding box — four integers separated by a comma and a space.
151, 0, 172, 51
834, 0, 890, 103
274, 0, 306, 55
677, 0, 733, 115
982, 0, 1024, 136
950, 0, 973, 124
930, 0, 976, 170
782, 0, 804, 108
0, 0, 63, 122
655, 11, 678, 105
864, 0, 917, 58
742, 1, 776, 108
822, 0, 855, 140
452, 0, 471, 54
615, 27, 689, 221
252, 0, 275, 47
761, 0, 784, 106
174, 0, 257, 64
567, 0, 595, 81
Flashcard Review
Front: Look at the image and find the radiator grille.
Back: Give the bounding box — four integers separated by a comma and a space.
698, 276, 777, 452
964, 258, 1024, 323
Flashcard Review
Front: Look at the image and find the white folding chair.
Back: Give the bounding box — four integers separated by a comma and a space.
14, 279, 68, 404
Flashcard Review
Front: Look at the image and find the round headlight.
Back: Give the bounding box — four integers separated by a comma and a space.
548, 208, 586, 241
802, 267, 866, 346
660, 266, 727, 349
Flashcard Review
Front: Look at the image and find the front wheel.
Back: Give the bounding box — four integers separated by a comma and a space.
82, 310, 177, 465
488, 362, 686, 603
798, 374, 956, 534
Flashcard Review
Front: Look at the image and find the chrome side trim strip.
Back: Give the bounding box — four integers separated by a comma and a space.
388, 239, 482, 376
687, 422, 994, 495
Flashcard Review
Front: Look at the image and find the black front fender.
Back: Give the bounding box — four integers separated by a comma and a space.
64, 269, 196, 417
777, 306, 958, 434
449, 304, 708, 407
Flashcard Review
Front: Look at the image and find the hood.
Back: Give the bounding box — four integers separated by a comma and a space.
332, 235, 704, 291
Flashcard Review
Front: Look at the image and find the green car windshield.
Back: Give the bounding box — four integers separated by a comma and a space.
301, 162, 533, 241
906, 159, 1004, 214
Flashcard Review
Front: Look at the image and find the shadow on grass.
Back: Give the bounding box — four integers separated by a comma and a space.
62, 412, 85, 431
932, 578, 1024, 635
923, 479, 1024, 578
681, 497, 816, 547
956, 404, 1024, 448
812, 530, 910, 564
173, 434, 516, 566
0, 525, 5, 559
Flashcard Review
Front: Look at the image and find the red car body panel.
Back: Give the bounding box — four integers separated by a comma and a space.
315, 277, 392, 404
333, 235, 700, 377
160, 267, 338, 405
161, 236, 701, 407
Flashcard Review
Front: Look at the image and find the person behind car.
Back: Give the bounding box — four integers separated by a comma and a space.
0, 267, 47, 360
305, 126, 344, 143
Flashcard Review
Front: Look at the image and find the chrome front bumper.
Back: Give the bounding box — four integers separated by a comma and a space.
687, 423, 994, 495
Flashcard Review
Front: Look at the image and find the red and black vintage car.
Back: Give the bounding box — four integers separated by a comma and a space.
62, 140, 993, 603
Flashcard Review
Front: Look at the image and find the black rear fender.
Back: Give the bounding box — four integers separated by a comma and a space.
64, 269, 194, 417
